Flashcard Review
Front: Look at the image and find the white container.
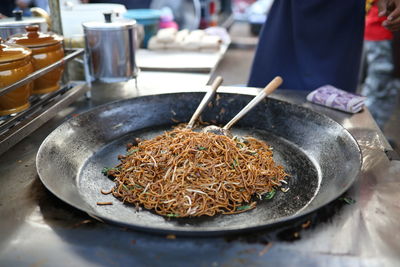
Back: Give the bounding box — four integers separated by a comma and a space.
61, 3, 127, 38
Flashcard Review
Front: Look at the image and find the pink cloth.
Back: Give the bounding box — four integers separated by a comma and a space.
307, 85, 366, 113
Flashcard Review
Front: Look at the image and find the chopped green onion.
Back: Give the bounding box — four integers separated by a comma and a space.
166, 213, 179, 217
197, 146, 207, 151
236, 205, 251, 211
101, 167, 109, 175
101, 167, 119, 175
126, 148, 140, 155
231, 159, 239, 168
339, 197, 356, 205
264, 189, 276, 200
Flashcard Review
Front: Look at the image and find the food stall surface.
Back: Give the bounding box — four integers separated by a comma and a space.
0, 76, 399, 265
0, 17, 399, 265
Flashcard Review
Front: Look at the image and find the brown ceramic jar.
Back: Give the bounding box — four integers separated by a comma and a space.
7, 25, 64, 94
0, 38, 33, 116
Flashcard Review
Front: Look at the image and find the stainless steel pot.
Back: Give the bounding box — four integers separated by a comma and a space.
83, 13, 138, 83
0, 10, 47, 40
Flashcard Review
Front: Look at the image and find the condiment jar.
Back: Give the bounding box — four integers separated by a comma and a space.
7, 25, 64, 94
0, 38, 33, 116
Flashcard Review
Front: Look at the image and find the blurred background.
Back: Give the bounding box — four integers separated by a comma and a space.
0, 0, 399, 152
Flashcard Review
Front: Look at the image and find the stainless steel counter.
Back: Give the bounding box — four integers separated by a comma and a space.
0, 76, 399, 266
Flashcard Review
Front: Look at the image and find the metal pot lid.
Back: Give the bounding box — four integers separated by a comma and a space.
7, 25, 62, 48
0, 37, 31, 64
0, 10, 46, 28
82, 12, 136, 31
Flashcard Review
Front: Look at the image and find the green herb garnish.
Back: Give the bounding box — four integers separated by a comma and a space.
101, 167, 119, 175
236, 205, 251, 211
126, 148, 140, 155
264, 189, 276, 200
101, 167, 109, 175
128, 185, 138, 190
197, 146, 207, 151
339, 197, 356, 205
231, 159, 239, 168
122, 184, 129, 190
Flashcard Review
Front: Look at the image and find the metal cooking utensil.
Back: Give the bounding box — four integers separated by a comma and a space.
202, 76, 283, 137
187, 76, 223, 129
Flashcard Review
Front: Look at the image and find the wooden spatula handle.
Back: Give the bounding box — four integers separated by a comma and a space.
187, 76, 223, 129
223, 76, 282, 130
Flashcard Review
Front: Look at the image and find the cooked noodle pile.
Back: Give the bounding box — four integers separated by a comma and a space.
105, 128, 288, 217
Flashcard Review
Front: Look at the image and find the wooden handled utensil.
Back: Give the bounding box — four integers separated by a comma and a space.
186, 76, 223, 129
203, 76, 283, 137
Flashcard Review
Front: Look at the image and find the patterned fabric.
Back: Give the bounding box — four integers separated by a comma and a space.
307, 85, 366, 113
362, 40, 399, 128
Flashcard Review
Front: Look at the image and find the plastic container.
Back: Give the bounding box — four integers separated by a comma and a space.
123, 9, 161, 48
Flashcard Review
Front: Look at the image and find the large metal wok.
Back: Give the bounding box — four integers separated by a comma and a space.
36, 91, 362, 235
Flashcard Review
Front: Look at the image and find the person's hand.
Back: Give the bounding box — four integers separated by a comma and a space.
378, 0, 400, 31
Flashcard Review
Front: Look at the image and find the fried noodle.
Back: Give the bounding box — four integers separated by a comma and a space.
106, 128, 288, 217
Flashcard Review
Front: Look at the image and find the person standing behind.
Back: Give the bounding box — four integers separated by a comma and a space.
362, 0, 399, 129
248, 0, 400, 93
248, 1, 365, 93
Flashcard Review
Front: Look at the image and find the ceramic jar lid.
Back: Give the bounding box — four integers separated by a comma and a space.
7, 25, 63, 48
0, 37, 32, 64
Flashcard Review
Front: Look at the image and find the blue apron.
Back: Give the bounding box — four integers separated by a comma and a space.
248, 0, 365, 92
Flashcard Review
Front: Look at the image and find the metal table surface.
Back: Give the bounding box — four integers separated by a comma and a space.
0, 81, 399, 267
